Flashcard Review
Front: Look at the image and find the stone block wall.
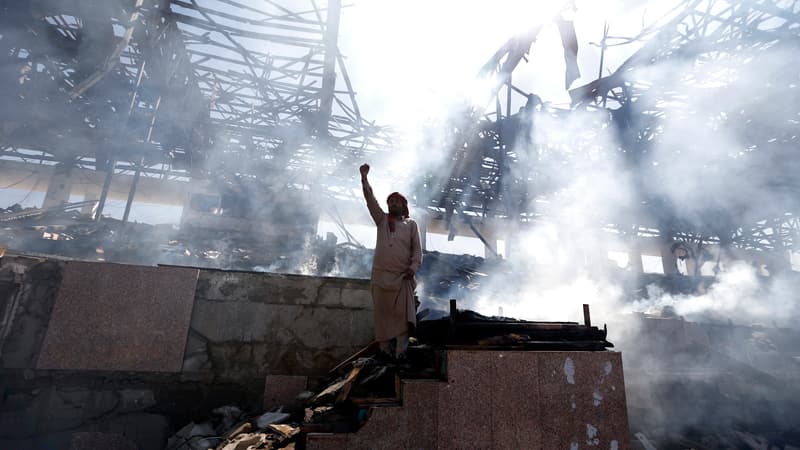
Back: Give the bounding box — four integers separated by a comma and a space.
0, 255, 374, 450
188, 269, 373, 379
0, 256, 374, 379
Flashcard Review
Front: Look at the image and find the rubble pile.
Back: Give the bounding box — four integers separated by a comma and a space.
0, 205, 331, 271
166, 406, 299, 450
166, 342, 437, 449
167, 307, 614, 448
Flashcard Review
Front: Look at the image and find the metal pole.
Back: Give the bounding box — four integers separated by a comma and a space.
599, 21, 609, 108
583, 304, 592, 327
98, 59, 146, 223
317, 0, 342, 135
94, 160, 116, 221
122, 158, 144, 224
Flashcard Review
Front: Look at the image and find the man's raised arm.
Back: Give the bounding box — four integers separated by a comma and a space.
360, 164, 384, 225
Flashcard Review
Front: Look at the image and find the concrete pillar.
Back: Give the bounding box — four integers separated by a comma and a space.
81, 192, 98, 216
628, 244, 644, 273
479, 225, 499, 259
660, 240, 678, 275
502, 221, 520, 260
42, 164, 73, 208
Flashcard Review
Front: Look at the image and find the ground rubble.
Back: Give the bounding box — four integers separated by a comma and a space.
164, 341, 438, 450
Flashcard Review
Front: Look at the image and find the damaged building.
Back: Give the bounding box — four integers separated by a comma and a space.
2, 0, 800, 449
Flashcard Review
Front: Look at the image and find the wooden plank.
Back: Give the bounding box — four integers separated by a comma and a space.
334, 365, 363, 403
328, 341, 378, 374
312, 365, 362, 405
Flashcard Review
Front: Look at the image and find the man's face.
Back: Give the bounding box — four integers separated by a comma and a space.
387, 196, 404, 216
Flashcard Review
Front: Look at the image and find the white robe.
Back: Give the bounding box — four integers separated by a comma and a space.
364, 187, 422, 341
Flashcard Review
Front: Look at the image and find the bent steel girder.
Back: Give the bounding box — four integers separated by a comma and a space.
0, 0, 390, 197
428, 0, 800, 253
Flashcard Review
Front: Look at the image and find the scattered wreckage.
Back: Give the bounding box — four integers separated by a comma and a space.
166, 302, 613, 449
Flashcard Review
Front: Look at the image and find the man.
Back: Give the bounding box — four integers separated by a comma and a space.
360, 163, 422, 360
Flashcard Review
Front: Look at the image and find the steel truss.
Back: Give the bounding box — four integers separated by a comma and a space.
426, 0, 800, 256
0, 0, 389, 207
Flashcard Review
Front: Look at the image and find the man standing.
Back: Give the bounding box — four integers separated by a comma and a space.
360, 163, 422, 360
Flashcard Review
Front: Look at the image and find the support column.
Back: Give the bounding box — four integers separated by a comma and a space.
316, 0, 341, 136
503, 221, 520, 260
42, 164, 73, 208
122, 159, 144, 224
94, 160, 116, 221
479, 224, 500, 259
658, 238, 678, 275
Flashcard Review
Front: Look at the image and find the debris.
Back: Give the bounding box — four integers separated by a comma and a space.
267, 424, 298, 439
223, 422, 251, 440
216, 432, 267, 450
166, 421, 220, 450
311, 365, 363, 405
256, 411, 290, 429
634, 432, 657, 450
328, 341, 379, 374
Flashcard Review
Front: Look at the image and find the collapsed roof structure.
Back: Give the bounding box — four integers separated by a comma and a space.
0, 0, 388, 195
1, 0, 798, 277
425, 0, 800, 265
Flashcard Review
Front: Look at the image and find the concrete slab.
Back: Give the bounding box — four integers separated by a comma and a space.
493, 351, 543, 449
437, 350, 494, 448
539, 351, 630, 450
37, 262, 198, 372
307, 350, 631, 450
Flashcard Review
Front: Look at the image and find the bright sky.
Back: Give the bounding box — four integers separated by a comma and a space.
338, 0, 671, 122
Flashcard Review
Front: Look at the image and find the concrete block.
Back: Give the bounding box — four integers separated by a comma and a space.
348, 406, 407, 450
538, 351, 630, 450
36, 262, 198, 372
317, 286, 342, 306
196, 271, 321, 305
402, 380, 440, 449
319, 350, 630, 450
306, 433, 350, 450
191, 302, 302, 342
493, 351, 543, 449
437, 350, 494, 449
339, 289, 371, 309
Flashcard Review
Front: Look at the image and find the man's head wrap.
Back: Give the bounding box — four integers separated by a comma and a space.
386, 192, 410, 218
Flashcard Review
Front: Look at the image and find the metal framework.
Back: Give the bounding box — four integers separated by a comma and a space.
0, 0, 389, 203
1, 0, 799, 269
424, 0, 800, 258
